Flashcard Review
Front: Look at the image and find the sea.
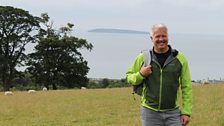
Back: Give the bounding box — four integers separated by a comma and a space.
76, 31, 224, 81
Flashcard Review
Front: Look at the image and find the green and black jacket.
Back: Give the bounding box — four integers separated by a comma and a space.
126, 47, 192, 116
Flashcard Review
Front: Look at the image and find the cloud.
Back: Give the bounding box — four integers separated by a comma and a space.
1, 0, 224, 34
159, 0, 224, 10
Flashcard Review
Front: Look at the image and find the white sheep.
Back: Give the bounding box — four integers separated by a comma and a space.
42, 87, 48, 91
81, 87, 87, 90
4, 91, 13, 96
28, 90, 36, 94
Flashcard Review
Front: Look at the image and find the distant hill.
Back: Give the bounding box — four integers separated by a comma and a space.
88, 28, 149, 35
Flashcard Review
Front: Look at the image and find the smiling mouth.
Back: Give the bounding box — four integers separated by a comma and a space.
158, 42, 166, 45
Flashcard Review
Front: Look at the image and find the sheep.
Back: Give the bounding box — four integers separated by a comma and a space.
28, 90, 36, 94
4, 91, 13, 96
81, 87, 87, 90
42, 87, 48, 91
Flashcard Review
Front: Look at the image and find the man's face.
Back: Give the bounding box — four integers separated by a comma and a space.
150, 28, 168, 53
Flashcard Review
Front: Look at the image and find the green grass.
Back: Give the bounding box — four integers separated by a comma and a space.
190, 84, 224, 126
0, 84, 224, 126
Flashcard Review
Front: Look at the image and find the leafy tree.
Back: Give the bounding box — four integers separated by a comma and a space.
10, 71, 36, 91
101, 78, 110, 88
0, 6, 40, 91
26, 13, 93, 90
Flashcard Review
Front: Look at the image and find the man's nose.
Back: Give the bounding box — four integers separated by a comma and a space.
158, 36, 164, 41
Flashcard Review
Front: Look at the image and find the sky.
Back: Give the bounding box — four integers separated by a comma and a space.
1, 0, 224, 35
1, 0, 224, 80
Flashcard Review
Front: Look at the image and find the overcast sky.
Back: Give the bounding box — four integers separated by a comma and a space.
1, 0, 224, 80
1, 0, 224, 35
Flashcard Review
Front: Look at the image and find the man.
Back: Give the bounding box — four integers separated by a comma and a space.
126, 23, 192, 126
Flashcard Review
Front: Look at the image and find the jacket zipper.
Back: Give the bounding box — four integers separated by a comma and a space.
152, 59, 163, 110
158, 69, 163, 110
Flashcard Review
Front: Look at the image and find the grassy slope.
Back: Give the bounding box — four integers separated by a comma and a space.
0, 84, 224, 126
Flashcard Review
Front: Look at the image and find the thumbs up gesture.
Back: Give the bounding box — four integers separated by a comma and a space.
140, 65, 152, 77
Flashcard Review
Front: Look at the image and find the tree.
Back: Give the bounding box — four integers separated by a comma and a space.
26, 13, 93, 90
101, 78, 110, 88
0, 6, 40, 91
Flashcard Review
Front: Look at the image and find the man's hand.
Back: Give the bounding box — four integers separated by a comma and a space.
140, 65, 152, 77
181, 115, 190, 125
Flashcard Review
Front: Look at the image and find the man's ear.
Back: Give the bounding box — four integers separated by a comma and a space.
150, 36, 153, 41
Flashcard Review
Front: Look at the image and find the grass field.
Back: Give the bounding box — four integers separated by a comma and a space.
0, 84, 224, 126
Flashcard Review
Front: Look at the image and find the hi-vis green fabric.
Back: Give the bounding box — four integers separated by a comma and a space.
126, 50, 192, 116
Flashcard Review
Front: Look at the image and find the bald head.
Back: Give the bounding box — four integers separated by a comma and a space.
150, 23, 168, 37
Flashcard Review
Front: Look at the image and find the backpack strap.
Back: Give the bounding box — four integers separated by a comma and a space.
132, 50, 152, 96
142, 50, 152, 67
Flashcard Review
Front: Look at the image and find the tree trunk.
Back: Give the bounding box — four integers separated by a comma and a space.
52, 83, 57, 90
2, 67, 10, 91
3, 78, 10, 91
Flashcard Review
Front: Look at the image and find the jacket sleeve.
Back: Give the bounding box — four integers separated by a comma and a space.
179, 53, 193, 116
126, 53, 144, 85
